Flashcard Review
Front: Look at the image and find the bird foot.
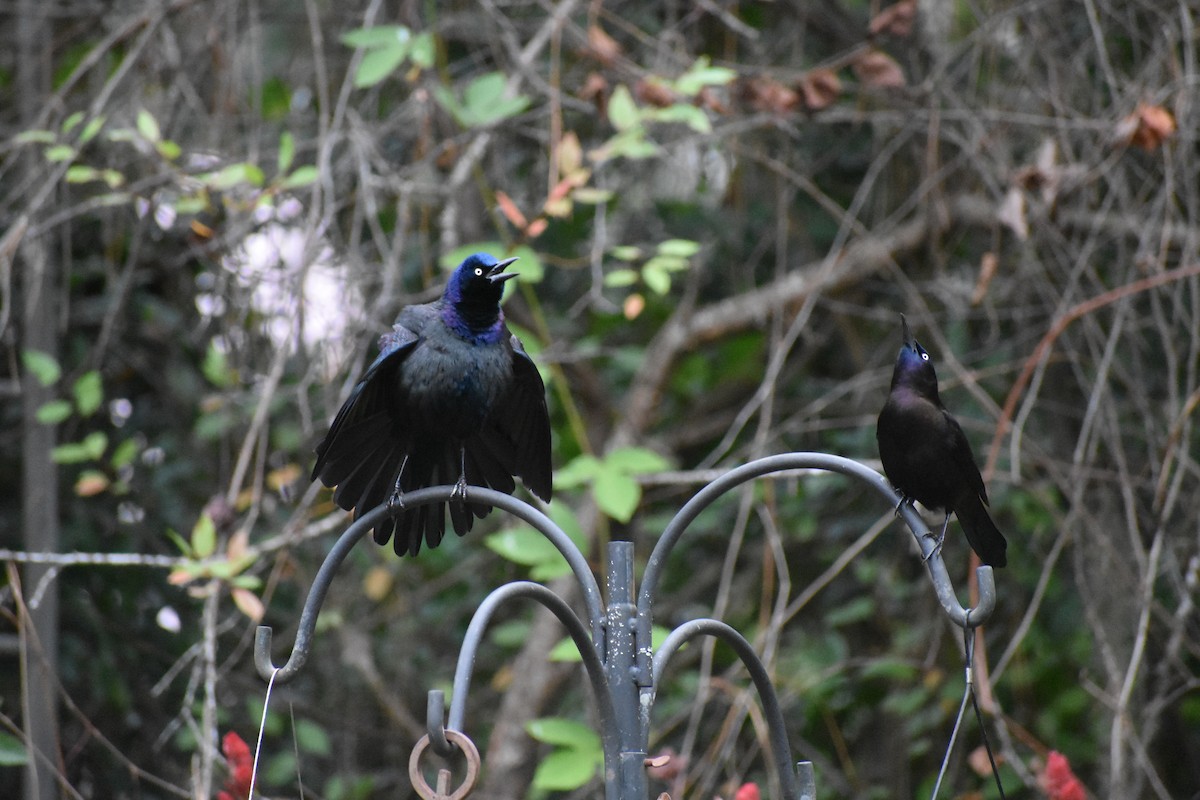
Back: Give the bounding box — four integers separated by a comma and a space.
450, 474, 469, 502
893, 493, 913, 517
920, 525, 947, 563
386, 485, 406, 512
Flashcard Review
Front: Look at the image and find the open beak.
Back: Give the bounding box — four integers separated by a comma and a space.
900, 313, 915, 347
487, 256, 520, 284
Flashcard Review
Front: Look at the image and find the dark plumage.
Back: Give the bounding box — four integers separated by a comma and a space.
312, 253, 552, 556
876, 315, 1007, 568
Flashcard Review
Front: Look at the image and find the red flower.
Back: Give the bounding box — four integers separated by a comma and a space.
1041, 751, 1085, 800
734, 782, 760, 800
217, 731, 253, 800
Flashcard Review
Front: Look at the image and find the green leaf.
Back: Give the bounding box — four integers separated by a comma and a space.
191, 513, 216, 559
200, 162, 265, 190
80, 115, 106, 144
136, 109, 161, 142
571, 187, 613, 204
605, 446, 671, 474
44, 145, 76, 162
0, 732, 27, 766
203, 342, 233, 387
14, 129, 56, 145
674, 56, 738, 96
281, 165, 318, 189
51, 432, 107, 464
156, 139, 182, 160
110, 438, 139, 469
593, 467, 640, 523
532, 749, 599, 791
72, 370, 103, 416
339, 25, 411, 49
646, 103, 712, 133
61, 111, 84, 134
277, 131, 295, 174
603, 269, 639, 288
643, 263, 670, 295
525, 718, 601, 751
65, 165, 101, 184
294, 720, 332, 756
409, 32, 435, 69
610, 245, 642, 261
22, 350, 61, 386
36, 400, 72, 425
607, 85, 639, 132
658, 238, 701, 258
445, 72, 530, 128
554, 454, 600, 489
353, 43, 409, 88
484, 526, 562, 568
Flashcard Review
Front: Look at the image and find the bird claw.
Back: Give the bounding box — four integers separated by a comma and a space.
921, 530, 945, 563
893, 493, 912, 517
386, 488, 406, 512
450, 474, 469, 502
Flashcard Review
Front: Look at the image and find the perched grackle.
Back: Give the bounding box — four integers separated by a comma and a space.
312, 253, 552, 556
876, 315, 1007, 567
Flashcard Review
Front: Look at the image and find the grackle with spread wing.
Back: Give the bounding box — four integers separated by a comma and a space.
312, 253, 552, 556
876, 315, 1007, 567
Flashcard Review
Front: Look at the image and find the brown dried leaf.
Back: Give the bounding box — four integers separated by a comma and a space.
644, 748, 683, 780
623, 293, 645, 320
495, 190, 528, 229
971, 251, 999, 306
798, 69, 842, 111
852, 50, 906, 89
231, 587, 265, 623
741, 75, 800, 114
579, 72, 609, 116
635, 78, 677, 108
1122, 102, 1176, 151
869, 0, 917, 37
586, 24, 622, 67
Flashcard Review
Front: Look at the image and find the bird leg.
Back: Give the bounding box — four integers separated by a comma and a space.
450, 446, 469, 501
386, 455, 410, 511
921, 512, 952, 563
892, 491, 913, 516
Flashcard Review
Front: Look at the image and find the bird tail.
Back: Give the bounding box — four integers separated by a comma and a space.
956, 493, 1007, 568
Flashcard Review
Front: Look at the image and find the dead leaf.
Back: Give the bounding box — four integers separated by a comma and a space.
635, 78, 677, 108
495, 191, 528, 229
798, 69, 842, 111
644, 747, 683, 780
852, 50, 906, 89
231, 587, 265, 622
1118, 102, 1176, 151
740, 75, 800, 114
623, 293, 645, 320
580, 72, 609, 116
997, 186, 1028, 240
586, 24, 622, 67
225, 526, 250, 562
869, 0, 917, 37
971, 252, 999, 306
696, 87, 730, 115
525, 218, 548, 238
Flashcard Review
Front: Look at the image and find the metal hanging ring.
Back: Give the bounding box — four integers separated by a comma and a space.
409, 729, 481, 800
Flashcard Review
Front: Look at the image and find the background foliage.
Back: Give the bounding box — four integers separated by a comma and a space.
2, 0, 1198, 798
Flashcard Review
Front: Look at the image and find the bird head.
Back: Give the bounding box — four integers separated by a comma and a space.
891, 314, 940, 397
445, 253, 518, 304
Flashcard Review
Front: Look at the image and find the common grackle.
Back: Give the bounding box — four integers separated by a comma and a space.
312, 253, 552, 556
876, 315, 1007, 567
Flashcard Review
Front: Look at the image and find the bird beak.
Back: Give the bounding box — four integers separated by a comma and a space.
900, 314, 915, 346
487, 256, 520, 284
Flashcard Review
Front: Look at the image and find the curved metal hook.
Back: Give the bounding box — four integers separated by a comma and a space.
652, 618, 803, 800
255, 485, 604, 684
444, 580, 620, 768
636, 453, 996, 662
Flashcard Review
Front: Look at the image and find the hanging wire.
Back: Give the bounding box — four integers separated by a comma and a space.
249, 666, 280, 800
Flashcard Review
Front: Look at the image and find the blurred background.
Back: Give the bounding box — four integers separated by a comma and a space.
1, 0, 1197, 798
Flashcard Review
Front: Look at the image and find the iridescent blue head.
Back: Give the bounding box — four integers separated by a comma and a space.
890, 314, 940, 399
442, 253, 518, 336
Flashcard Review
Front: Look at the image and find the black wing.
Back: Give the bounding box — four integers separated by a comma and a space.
474, 333, 552, 502
312, 324, 420, 544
